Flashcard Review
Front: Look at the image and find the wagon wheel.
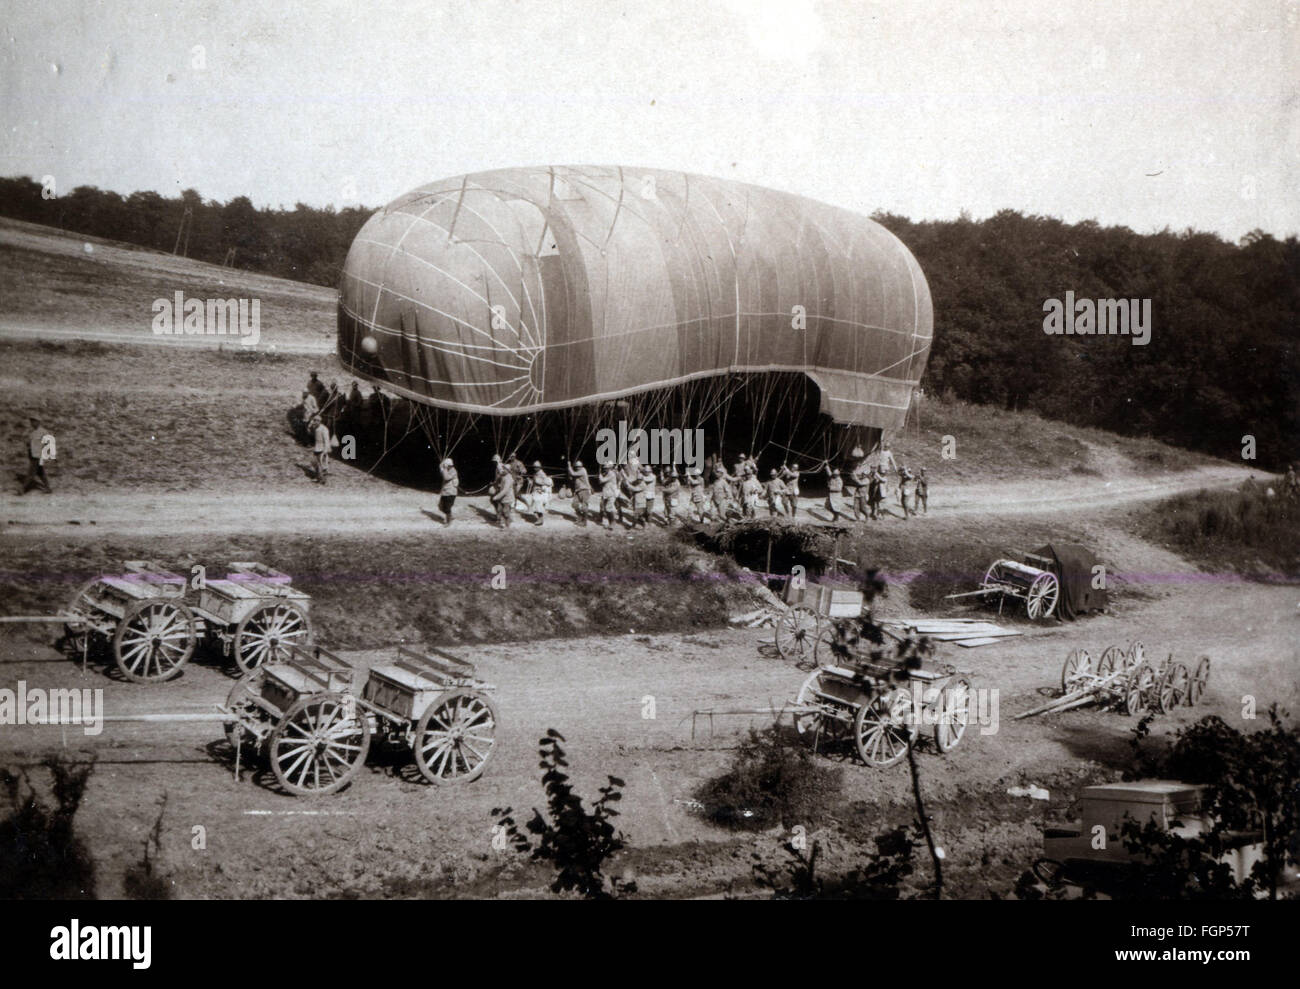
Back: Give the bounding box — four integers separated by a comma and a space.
414, 689, 498, 785
933, 678, 970, 754
1060, 649, 1093, 693
1159, 662, 1190, 713
774, 605, 818, 663
853, 689, 912, 768
811, 622, 839, 667
1125, 641, 1145, 671
223, 668, 266, 752
793, 668, 826, 738
1025, 573, 1059, 620
1188, 656, 1211, 706
1095, 645, 1122, 678
1123, 661, 1154, 715
233, 602, 311, 674
112, 597, 196, 683
62, 577, 102, 654
269, 692, 371, 796
981, 562, 1001, 590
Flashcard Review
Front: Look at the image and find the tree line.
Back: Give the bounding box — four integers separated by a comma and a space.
1, 177, 1295, 467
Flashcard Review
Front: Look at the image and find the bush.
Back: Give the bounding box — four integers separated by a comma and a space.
0, 756, 97, 898
695, 726, 843, 831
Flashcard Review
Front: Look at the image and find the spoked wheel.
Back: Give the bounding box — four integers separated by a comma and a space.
853, 689, 913, 768
62, 577, 102, 654
1188, 656, 1211, 706
233, 602, 311, 674
269, 692, 371, 796
1025, 573, 1059, 620
414, 689, 499, 785
793, 668, 826, 738
1095, 645, 1123, 678
1124, 662, 1155, 715
1159, 661, 1190, 713
933, 678, 970, 754
774, 605, 819, 663
223, 668, 267, 752
1125, 641, 1145, 672
113, 597, 196, 683
812, 622, 840, 667
1060, 649, 1093, 693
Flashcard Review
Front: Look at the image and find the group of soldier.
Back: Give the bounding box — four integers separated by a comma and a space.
461, 442, 930, 530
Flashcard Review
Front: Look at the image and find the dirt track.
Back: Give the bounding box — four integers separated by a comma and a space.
2, 463, 1260, 538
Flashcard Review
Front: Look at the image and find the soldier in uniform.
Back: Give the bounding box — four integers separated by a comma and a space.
710, 462, 733, 520
741, 471, 763, 519
779, 463, 800, 518
916, 467, 929, 515
567, 459, 592, 524
438, 457, 459, 525
489, 457, 515, 527
765, 468, 787, 517
851, 457, 872, 521
824, 463, 844, 522
867, 466, 885, 520
686, 466, 707, 522
625, 465, 647, 528
660, 466, 681, 524
529, 461, 553, 525
19, 415, 54, 494
598, 459, 620, 529
311, 415, 330, 484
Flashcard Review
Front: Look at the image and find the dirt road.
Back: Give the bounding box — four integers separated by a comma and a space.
2, 462, 1260, 538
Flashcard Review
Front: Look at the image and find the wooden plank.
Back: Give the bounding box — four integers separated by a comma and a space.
956, 637, 1004, 647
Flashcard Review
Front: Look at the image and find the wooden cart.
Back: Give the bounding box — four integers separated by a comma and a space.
790, 660, 971, 767
774, 578, 865, 664
221, 644, 498, 796
61, 560, 311, 683
1017, 642, 1211, 719
946, 553, 1060, 621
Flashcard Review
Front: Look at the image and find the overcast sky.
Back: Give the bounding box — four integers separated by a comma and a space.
2, 0, 1296, 240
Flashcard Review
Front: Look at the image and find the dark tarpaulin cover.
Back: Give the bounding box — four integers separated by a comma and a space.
1033, 543, 1107, 620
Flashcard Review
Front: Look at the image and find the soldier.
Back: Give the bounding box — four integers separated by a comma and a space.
660, 466, 681, 524
307, 371, 327, 406
529, 461, 553, 525
867, 466, 885, 521
19, 414, 54, 495
779, 462, 800, 517
640, 464, 658, 526
765, 468, 787, 517
567, 459, 592, 524
1284, 464, 1299, 502
310, 415, 330, 484
916, 467, 929, 515
898, 466, 915, 519
741, 471, 763, 519
625, 465, 648, 528
710, 461, 734, 520
300, 389, 319, 422
489, 457, 515, 527
686, 466, 707, 522
598, 459, 620, 529
437, 457, 458, 526
732, 452, 750, 501
824, 463, 844, 522
851, 457, 872, 521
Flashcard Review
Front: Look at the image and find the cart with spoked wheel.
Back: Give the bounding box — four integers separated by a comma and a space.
221, 643, 498, 796
789, 660, 972, 767
774, 578, 865, 665
62, 560, 312, 682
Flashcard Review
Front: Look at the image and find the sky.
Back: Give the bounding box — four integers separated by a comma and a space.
2, 0, 1296, 240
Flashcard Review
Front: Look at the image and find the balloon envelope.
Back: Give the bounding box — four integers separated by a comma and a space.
338, 166, 932, 429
